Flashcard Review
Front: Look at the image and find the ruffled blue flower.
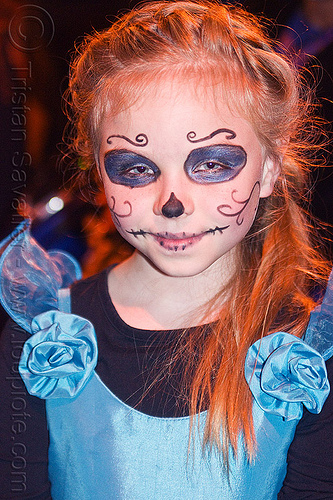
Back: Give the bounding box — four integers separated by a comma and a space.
19, 310, 98, 399
245, 332, 330, 420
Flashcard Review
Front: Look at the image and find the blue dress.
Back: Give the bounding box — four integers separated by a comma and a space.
0, 221, 331, 499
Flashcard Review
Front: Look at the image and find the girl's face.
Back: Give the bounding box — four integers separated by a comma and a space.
98, 81, 279, 278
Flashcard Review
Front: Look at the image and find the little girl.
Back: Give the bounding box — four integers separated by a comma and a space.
1, 1, 333, 498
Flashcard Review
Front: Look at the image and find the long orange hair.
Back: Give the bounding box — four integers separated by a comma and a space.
64, 0, 331, 459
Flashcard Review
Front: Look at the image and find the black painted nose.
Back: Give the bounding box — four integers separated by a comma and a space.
161, 192, 185, 218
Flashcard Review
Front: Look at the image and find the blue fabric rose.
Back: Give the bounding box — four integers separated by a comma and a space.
245, 332, 329, 420
19, 310, 98, 399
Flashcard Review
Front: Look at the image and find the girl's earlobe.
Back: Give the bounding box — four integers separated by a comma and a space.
259, 156, 281, 198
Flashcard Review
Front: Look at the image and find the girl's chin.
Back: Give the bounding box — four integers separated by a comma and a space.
139, 251, 226, 280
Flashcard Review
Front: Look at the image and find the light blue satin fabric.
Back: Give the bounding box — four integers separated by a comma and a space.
45, 329, 330, 500
245, 332, 329, 420
19, 310, 97, 398
46, 373, 298, 500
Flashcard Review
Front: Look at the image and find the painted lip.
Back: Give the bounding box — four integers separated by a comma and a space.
153, 232, 204, 251
126, 225, 230, 252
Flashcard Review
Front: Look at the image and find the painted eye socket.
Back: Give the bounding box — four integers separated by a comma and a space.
184, 145, 247, 184
104, 149, 160, 187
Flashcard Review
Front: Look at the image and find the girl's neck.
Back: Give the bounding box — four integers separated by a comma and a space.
107, 250, 234, 330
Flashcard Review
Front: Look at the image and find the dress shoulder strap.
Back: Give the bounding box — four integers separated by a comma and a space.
58, 287, 71, 313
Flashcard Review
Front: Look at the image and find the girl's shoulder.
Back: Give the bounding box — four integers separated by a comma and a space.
70, 266, 109, 302
70, 266, 115, 325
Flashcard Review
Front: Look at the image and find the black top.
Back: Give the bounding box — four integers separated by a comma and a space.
0, 268, 333, 499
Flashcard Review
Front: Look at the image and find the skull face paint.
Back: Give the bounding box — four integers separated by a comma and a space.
98, 81, 278, 278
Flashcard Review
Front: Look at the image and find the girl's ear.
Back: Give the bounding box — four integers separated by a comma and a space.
259, 156, 281, 198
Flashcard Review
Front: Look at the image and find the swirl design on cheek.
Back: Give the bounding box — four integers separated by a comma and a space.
109, 196, 132, 227
217, 181, 260, 226
187, 128, 236, 143
107, 134, 148, 147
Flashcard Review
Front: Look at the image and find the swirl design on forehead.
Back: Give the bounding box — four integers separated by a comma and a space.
107, 133, 148, 147
187, 128, 236, 143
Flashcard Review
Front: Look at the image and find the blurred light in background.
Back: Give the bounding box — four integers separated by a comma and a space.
46, 196, 65, 214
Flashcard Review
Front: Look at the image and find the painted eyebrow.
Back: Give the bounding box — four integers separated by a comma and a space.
186, 128, 236, 143
103, 149, 160, 187
184, 144, 247, 184
107, 133, 148, 147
